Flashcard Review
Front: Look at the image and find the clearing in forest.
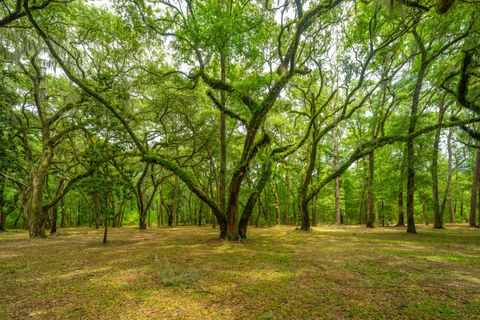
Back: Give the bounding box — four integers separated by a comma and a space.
1, 225, 479, 320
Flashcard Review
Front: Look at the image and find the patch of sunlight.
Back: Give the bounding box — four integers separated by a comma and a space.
120, 289, 226, 320
28, 310, 49, 317
51, 266, 112, 281
422, 254, 472, 263
0, 252, 21, 260
397, 243, 428, 250
211, 243, 249, 254
101, 267, 150, 288
452, 272, 480, 285
229, 269, 293, 282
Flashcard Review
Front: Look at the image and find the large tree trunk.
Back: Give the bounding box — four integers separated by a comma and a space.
225, 175, 242, 240
237, 161, 271, 239
299, 128, 320, 231
29, 146, 53, 238
218, 4, 228, 237
469, 148, 480, 227
366, 151, 375, 228
137, 163, 149, 230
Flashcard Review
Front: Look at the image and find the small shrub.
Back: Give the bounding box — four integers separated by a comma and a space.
154, 255, 199, 288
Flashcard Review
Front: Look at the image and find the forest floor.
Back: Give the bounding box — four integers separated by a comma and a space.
1, 224, 480, 320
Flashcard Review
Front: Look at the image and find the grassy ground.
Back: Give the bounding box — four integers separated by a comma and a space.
1, 224, 479, 320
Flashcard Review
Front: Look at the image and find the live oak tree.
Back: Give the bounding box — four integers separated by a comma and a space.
0, 33, 95, 237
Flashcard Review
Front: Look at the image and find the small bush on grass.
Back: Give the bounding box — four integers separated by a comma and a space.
154, 255, 199, 288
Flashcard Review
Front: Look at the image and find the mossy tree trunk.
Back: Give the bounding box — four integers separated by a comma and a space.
30, 145, 53, 238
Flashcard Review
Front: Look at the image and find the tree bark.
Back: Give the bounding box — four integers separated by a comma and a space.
237, 161, 271, 239
137, 163, 149, 230
29, 145, 53, 238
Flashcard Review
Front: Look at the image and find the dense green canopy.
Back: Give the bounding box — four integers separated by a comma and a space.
0, 0, 479, 241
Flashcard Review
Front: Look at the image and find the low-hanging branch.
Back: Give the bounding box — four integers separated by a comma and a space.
42, 167, 96, 211
141, 152, 225, 223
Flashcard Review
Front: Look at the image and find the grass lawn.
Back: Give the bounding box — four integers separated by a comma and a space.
1, 224, 479, 319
